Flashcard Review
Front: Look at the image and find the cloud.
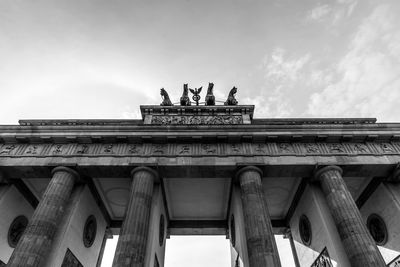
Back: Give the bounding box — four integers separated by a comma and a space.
265, 48, 311, 82
307, 4, 400, 121
248, 48, 311, 118
308, 4, 332, 21
307, 0, 358, 23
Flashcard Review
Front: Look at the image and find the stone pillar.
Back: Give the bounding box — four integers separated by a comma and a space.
283, 229, 300, 267
7, 166, 79, 267
96, 228, 113, 267
237, 166, 281, 267
314, 165, 386, 267
112, 167, 158, 267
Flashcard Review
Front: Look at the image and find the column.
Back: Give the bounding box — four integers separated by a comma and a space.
7, 166, 79, 267
96, 228, 114, 267
314, 165, 386, 267
283, 229, 300, 267
112, 167, 158, 267
237, 166, 281, 267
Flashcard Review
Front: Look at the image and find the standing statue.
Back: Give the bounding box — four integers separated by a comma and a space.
205, 82, 215, 106
160, 88, 173, 106
224, 87, 238, 105
180, 84, 191, 106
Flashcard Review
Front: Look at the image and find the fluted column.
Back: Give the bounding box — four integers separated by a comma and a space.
112, 167, 158, 267
283, 229, 300, 267
237, 166, 281, 267
96, 228, 114, 267
314, 165, 385, 267
7, 166, 79, 267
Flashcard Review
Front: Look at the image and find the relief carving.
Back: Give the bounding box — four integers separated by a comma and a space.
179, 145, 190, 154
0, 144, 16, 154
53, 144, 63, 154
380, 143, 394, 152
152, 144, 166, 154
0, 142, 399, 158
231, 144, 241, 153
328, 143, 345, 153
128, 145, 141, 154
254, 144, 266, 153
151, 115, 243, 125
202, 144, 216, 154
76, 144, 88, 154
103, 144, 114, 153
305, 143, 320, 153
278, 143, 293, 153
25, 145, 38, 154
353, 143, 368, 153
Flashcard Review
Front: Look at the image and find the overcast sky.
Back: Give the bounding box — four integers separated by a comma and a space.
1, 0, 400, 266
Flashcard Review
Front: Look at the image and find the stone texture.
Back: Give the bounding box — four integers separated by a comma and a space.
7, 166, 79, 267
96, 228, 113, 267
112, 167, 158, 267
284, 229, 300, 267
237, 166, 281, 267
314, 165, 386, 267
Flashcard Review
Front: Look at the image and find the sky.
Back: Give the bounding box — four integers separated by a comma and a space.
1, 0, 400, 266
101, 235, 295, 267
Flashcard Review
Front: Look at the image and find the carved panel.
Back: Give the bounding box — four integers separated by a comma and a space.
0, 144, 18, 155
151, 115, 243, 125
201, 144, 217, 155
75, 144, 90, 154
1, 142, 400, 158
23, 145, 43, 155
278, 143, 295, 154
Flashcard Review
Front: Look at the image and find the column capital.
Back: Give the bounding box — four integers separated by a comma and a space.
388, 163, 400, 183
314, 165, 343, 181
283, 228, 292, 239
51, 166, 80, 181
131, 166, 160, 183
0, 170, 9, 184
105, 227, 114, 239
235, 166, 263, 182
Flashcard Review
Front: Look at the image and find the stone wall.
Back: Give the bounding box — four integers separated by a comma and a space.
0, 185, 34, 263
289, 184, 350, 267
360, 183, 400, 263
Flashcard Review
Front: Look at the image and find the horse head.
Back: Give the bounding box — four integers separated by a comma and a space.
160, 88, 167, 97
230, 86, 237, 96
180, 84, 190, 106
207, 83, 214, 94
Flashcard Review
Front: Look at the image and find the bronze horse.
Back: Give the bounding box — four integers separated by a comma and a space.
160, 88, 173, 106
205, 82, 215, 106
224, 87, 238, 105
180, 84, 191, 106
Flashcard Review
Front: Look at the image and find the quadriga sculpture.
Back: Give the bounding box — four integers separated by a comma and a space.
224, 87, 238, 105
180, 84, 191, 106
205, 82, 215, 106
160, 88, 173, 106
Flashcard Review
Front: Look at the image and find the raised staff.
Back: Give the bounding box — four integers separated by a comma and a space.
189, 86, 202, 106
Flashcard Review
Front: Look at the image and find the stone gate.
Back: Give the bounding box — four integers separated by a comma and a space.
1, 102, 400, 266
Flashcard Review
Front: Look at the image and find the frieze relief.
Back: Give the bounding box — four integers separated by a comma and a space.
151, 115, 243, 125
1, 142, 400, 157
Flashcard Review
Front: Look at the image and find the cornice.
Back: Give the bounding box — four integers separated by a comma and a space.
0, 127, 400, 144
0, 116, 399, 144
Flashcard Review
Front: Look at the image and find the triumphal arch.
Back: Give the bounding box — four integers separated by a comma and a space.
1, 85, 400, 267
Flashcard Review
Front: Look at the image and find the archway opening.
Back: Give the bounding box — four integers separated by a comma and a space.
99, 234, 296, 266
